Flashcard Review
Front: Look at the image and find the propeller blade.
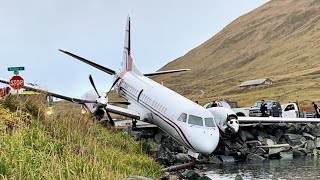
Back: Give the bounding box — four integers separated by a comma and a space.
89, 75, 100, 98
109, 101, 130, 105
106, 77, 121, 96
106, 110, 115, 126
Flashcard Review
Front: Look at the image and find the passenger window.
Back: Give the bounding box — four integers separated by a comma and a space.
188, 115, 203, 126
204, 118, 216, 127
177, 113, 187, 122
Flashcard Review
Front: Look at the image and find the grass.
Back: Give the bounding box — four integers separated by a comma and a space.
0, 95, 161, 179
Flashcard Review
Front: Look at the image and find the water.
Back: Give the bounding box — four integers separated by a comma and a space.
202, 156, 320, 179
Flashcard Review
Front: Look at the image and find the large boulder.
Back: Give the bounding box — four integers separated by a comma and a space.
234, 142, 244, 150
293, 150, 306, 158
247, 153, 265, 162
303, 132, 316, 140
219, 155, 235, 163
285, 124, 297, 134
274, 129, 285, 142
154, 133, 162, 143
268, 135, 278, 144
239, 148, 250, 156
174, 153, 191, 163
280, 152, 293, 159
268, 147, 287, 156
154, 151, 176, 165
284, 134, 302, 140
184, 171, 200, 180
239, 130, 255, 142
315, 138, 320, 148
235, 174, 243, 180
198, 176, 212, 180
246, 140, 262, 148
208, 155, 222, 164
311, 127, 320, 137
255, 148, 267, 156
262, 139, 274, 146
306, 140, 316, 151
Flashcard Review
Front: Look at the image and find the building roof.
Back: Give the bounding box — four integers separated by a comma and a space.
239, 78, 271, 87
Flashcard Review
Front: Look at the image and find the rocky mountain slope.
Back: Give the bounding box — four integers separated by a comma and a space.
154, 0, 320, 106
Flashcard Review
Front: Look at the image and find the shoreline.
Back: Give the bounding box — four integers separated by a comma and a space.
127, 122, 320, 179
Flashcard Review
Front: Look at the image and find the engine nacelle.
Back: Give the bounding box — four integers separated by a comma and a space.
207, 107, 239, 134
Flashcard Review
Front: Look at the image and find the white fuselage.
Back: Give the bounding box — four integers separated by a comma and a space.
114, 70, 220, 154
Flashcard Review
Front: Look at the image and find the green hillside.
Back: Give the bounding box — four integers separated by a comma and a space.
153, 0, 320, 107
0, 96, 161, 179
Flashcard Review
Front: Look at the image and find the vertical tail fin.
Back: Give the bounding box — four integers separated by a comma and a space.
122, 16, 142, 75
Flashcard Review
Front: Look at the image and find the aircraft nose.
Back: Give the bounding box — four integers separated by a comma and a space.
187, 127, 220, 154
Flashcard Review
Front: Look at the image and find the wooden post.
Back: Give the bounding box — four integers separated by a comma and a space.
161, 160, 195, 172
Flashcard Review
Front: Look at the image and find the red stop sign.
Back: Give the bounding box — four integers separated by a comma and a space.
10, 76, 24, 90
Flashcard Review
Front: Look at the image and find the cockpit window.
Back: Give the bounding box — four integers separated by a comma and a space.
188, 115, 203, 126
204, 118, 216, 127
177, 113, 187, 122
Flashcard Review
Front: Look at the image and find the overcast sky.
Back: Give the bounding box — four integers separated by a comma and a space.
0, 0, 269, 97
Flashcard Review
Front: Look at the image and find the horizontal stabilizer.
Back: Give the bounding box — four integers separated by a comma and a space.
59, 49, 116, 75
144, 69, 190, 77
0, 78, 97, 104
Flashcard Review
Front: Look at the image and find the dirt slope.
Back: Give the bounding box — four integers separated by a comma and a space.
153, 0, 320, 106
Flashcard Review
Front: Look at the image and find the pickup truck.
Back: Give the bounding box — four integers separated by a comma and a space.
281, 102, 300, 118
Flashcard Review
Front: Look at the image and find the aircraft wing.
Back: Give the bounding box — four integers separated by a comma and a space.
0, 78, 96, 104
0, 78, 140, 119
106, 104, 140, 120
238, 116, 320, 123
143, 69, 190, 77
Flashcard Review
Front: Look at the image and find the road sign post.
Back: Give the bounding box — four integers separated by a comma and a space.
8, 67, 25, 76
8, 67, 25, 71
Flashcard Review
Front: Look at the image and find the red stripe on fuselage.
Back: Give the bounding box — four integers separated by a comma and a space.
118, 70, 128, 79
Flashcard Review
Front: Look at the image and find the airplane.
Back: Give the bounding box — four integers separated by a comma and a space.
0, 16, 222, 158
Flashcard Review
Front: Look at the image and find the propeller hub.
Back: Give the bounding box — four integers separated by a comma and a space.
97, 96, 108, 106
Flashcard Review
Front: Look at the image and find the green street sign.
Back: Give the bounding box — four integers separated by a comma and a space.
14, 70, 19, 75
8, 67, 25, 71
